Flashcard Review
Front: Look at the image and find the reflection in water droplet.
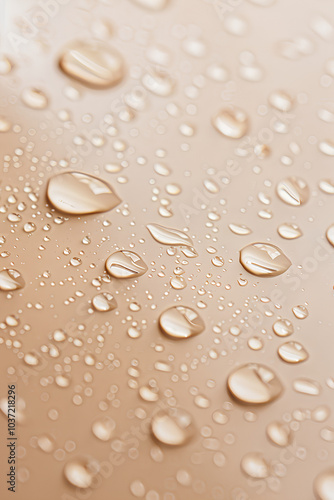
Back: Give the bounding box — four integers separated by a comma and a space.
64, 458, 94, 489
268, 90, 293, 112
229, 223, 252, 235
159, 306, 205, 339
277, 223, 302, 240
292, 304, 309, 319
326, 225, 334, 247
212, 256, 224, 267
273, 319, 294, 337
92, 416, 116, 441
276, 177, 310, 206
293, 378, 320, 395
59, 40, 124, 88
21, 88, 48, 109
266, 421, 291, 447
227, 363, 283, 404
278, 342, 309, 363
92, 293, 117, 312
241, 452, 269, 478
147, 223, 193, 247
313, 467, 334, 500
47, 172, 121, 215
105, 250, 147, 279
212, 107, 249, 139
151, 408, 195, 446
239, 242, 291, 277
139, 385, 159, 402
0, 269, 25, 291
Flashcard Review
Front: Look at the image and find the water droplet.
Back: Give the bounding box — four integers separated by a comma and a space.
212, 107, 249, 139
319, 179, 334, 195
0, 55, 13, 75
139, 385, 159, 402
142, 69, 175, 97
23, 222, 37, 233
313, 468, 334, 500
151, 408, 195, 446
182, 38, 207, 58
276, 177, 309, 206
0, 269, 25, 291
268, 90, 293, 112
0, 117, 11, 133
227, 363, 283, 404
229, 223, 252, 235
130, 0, 169, 10
21, 88, 48, 110
239, 242, 291, 277
24, 352, 40, 366
47, 172, 121, 215
37, 434, 56, 453
92, 416, 116, 441
293, 378, 320, 395
292, 304, 309, 319
278, 341, 309, 363
211, 256, 224, 267
147, 223, 193, 247
273, 319, 294, 337
277, 223, 302, 239
241, 452, 270, 478
59, 40, 124, 88
170, 276, 186, 290
159, 306, 205, 339
266, 421, 292, 447
105, 250, 147, 279
319, 140, 334, 157
64, 458, 95, 489
92, 292, 117, 312
326, 225, 334, 246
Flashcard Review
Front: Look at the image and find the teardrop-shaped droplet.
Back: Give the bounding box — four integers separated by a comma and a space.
277, 223, 302, 240
239, 242, 291, 277
272, 319, 294, 337
0, 269, 25, 291
92, 416, 116, 441
21, 88, 48, 110
313, 468, 334, 500
64, 458, 95, 489
47, 172, 121, 215
227, 363, 283, 404
326, 225, 334, 247
241, 453, 270, 478
147, 223, 193, 247
278, 341, 309, 364
292, 304, 309, 319
212, 107, 249, 139
276, 177, 309, 206
151, 408, 195, 446
159, 305, 205, 339
92, 292, 117, 312
266, 421, 292, 447
59, 40, 124, 88
268, 90, 293, 112
228, 223, 252, 235
130, 0, 169, 9
105, 250, 147, 279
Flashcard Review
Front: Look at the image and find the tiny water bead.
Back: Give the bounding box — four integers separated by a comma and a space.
92, 292, 117, 312
277, 341, 309, 364
105, 250, 148, 279
159, 306, 205, 339
151, 408, 195, 446
47, 172, 121, 215
227, 363, 283, 404
212, 107, 249, 139
276, 177, 310, 206
239, 243, 291, 277
59, 40, 124, 88
0, 269, 25, 291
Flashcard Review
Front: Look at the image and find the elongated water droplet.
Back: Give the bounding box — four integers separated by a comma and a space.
278, 341, 309, 363
229, 223, 252, 235
21, 88, 48, 110
159, 306, 204, 340
147, 223, 193, 247
47, 172, 121, 215
105, 250, 147, 279
272, 319, 294, 337
239, 242, 291, 277
241, 453, 269, 478
314, 468, 334, 500
0, 269, 25, 291
92, 416, 116, 441
293, 378, 320, 395
266, 421, 292, 447
92, 292, 117, 312
64, 458, 95, 488
227, 363, 283, 404
277, 223, 302, 239
151, 408, 195, 446
319, 140, 334, 157
212, 107, 249, 139
59, 40, 124, 88
276, 177, 310, 206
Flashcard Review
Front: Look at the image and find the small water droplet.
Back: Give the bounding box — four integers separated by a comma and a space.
159, 306, 205, 339
64, 458, 95, 488
92, 416, 116, 441
229, 223, 252, 235
276, 177, 310, 206
292, 304, 309, 319
293, 378, 320, 395
278, 341, 309, 363
227, 363, 283, 404
273, 319, 294, 337
268, 90, 293, 112
92, 292, 117, 312
241, 452, 269, 478
212, 107, 249, 139
151, 408, 195, 446
239, 242, 291, 277
277, 223, 302, 239
21, 88, 48, 110
326, 225, 334, 247
266, 421, 292, 447
130, 0, 169, 9
147, 223, 193, 247
142, 69, 175, 97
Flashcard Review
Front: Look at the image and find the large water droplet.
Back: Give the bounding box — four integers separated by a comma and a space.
212, 107, 249, 139
59, 40, 124, 88
227, 363, 283, 404
92, 292, 117, 312
278, 341, 309, 363
319, 179, 334, 194
276, 177, 310, 206
64, 458, 95, 488
292, 304, 309, 319
159, 306, 205, 339
0, 269, 25, 291
47, 172, 121, 215
241, 452, 270, 478
147, 223, 193, 247
272, 318, 294, 337
151, 408, 195, 446
105, 250, 147, 278
314, 468, 334, 500
239, 243, 291, 277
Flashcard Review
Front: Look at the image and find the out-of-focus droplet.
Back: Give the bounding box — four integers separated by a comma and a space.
37, 434, 56, 453
151, 408, 195, 446
182, 38, 207, 58
92, 292, 117, 312
319, 179, 334, 195
268, 90, 293, 112
23, 222, 37, 233
276, 177, 309, 206
206, 63, 229, 82
266, 421, 291, 447
272, 319, 294, 337
139, 385, 159, 402
212, 107, 249, 139
142, 69, 175, 97
0, 55, 13, 75
239, 242, 291, 277
212, 256, 224, 267
293, 378, 320, 396
47, 172, 121, 215
64, 458, 95, 489
21, 88, 48, 110
130, 0, 169, 9
170, 276, 186, 290
92, 416, 116, 441
0, 269, 25, 291
277, 223, 302, 239
326, 225, 334, 247
313, 468, 334, 500
229, 223, 252, 235
147, 223, 193, 247
159, 306, 205, 340
292, 304, 309, 319
227, 363, 283, 404
319, 140, 334, 157
59, 40, 124, 88
0, 117, 11, 133
223, 14, 248, 36
241, 452, 269, 478
105, 250, 147, 279
278, 341, 308, 364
